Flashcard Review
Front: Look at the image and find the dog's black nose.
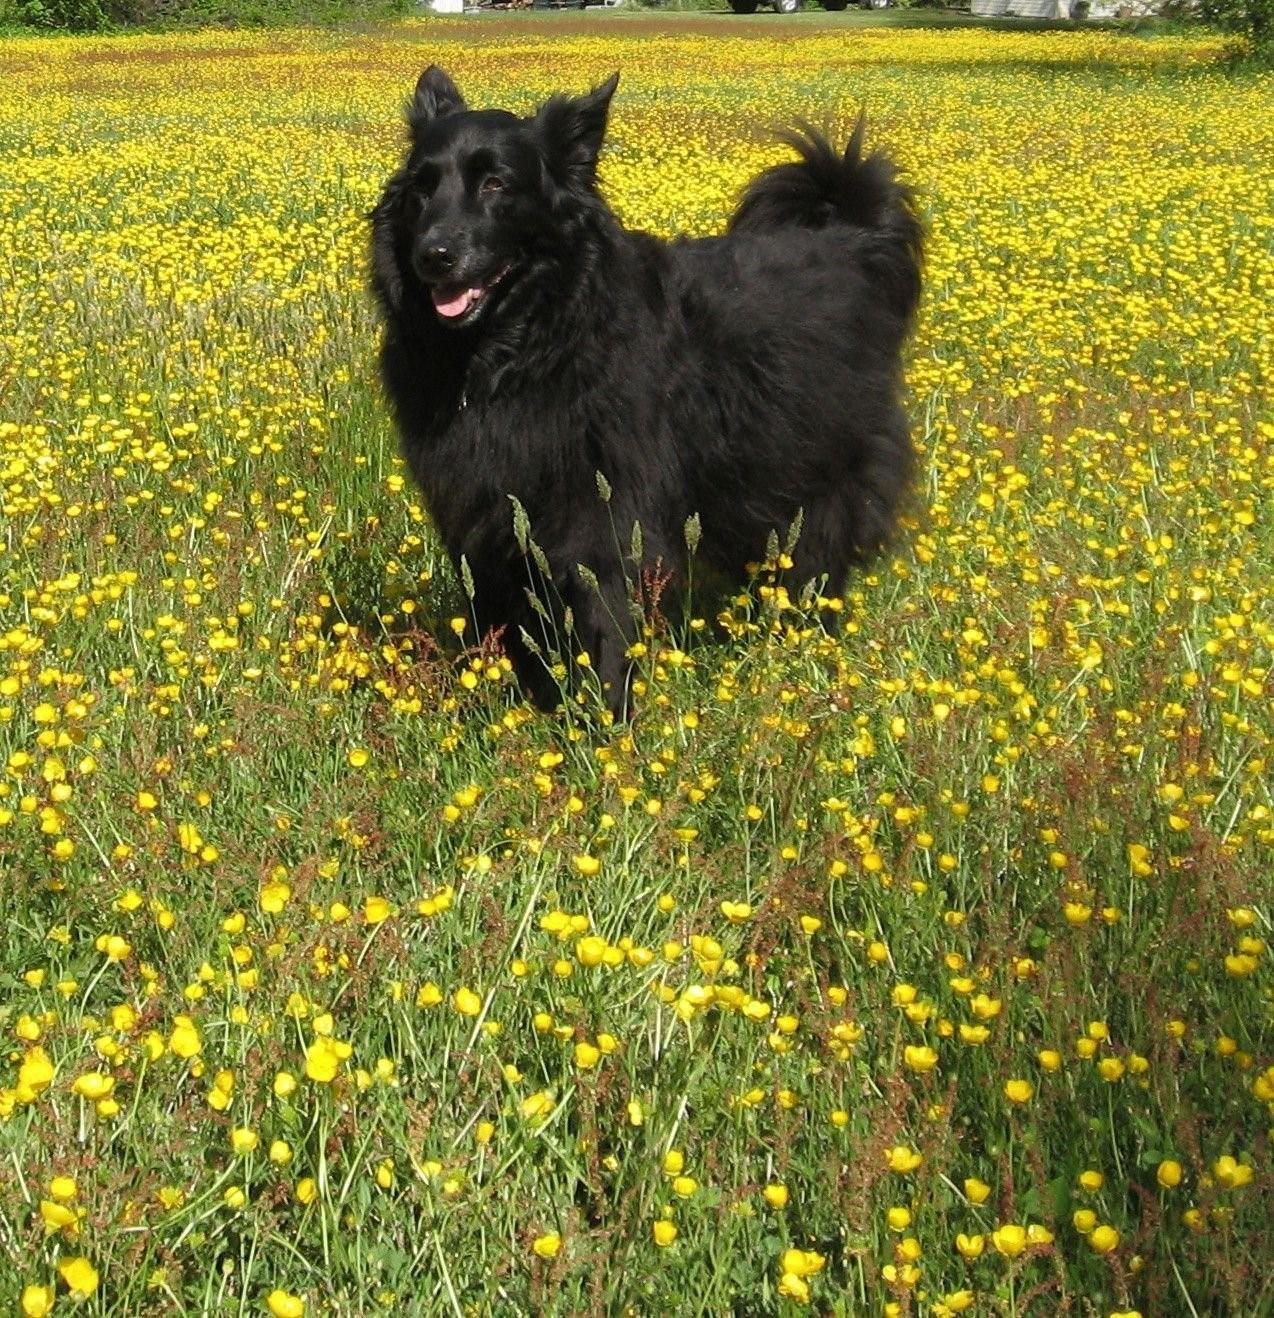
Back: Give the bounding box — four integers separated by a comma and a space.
419, 243, 455, 275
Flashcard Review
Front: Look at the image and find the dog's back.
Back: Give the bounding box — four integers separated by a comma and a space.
728, 121, 923, 326
660, 124, 923, 576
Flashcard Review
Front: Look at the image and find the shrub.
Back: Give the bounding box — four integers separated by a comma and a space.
15, 0, 117, 29
16, 0, 410, 28
1196, 0, 1273, 54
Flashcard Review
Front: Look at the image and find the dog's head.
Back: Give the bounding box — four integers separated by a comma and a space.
371, 65, 619, 328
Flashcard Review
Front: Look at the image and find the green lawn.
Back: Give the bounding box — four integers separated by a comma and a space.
0, 15, 1269, 1316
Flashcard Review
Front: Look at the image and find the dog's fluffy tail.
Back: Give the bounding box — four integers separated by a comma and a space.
729, 119, 923, 324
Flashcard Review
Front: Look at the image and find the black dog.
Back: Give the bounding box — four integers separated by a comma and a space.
371, 66, 922, 718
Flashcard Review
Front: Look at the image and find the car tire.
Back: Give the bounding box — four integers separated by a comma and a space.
775, 0, 801, 10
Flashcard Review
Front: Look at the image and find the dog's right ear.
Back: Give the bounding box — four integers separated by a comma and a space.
408, 65, 466, 136
534, 72, 619, 190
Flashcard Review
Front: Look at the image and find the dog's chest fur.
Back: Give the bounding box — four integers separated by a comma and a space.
383, 326, 658, 578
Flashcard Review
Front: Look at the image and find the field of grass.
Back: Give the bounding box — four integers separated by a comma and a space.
1, 14, 1271, 1315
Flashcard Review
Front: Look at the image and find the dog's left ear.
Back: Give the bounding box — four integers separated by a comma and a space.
408, 65, 467, 137
534, 73, 619, 189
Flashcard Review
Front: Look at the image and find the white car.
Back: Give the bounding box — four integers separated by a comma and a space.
729, 0, 852, 11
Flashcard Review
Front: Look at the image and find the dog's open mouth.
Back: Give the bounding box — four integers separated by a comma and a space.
430, 265, 511, 324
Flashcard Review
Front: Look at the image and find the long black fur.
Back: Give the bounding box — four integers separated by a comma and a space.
370, 66, 923, 718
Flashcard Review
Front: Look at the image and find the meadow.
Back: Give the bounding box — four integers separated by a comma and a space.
0, 14, 1271, 1315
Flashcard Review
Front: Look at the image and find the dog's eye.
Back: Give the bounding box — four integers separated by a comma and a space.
480, 176, 505, 195
411, 165, 439, 200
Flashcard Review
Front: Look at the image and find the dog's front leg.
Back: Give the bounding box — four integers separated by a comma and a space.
571, 565, 636, 722
467, 567, 563, 713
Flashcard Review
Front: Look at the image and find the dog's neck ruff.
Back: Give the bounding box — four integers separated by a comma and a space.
426, 242, 612, 420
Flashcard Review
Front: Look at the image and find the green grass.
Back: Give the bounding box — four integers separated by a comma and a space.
0, 16, 1270, 1316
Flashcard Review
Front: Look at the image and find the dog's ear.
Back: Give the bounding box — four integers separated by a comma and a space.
408, 65, 466, 136
534, 73, 619, 189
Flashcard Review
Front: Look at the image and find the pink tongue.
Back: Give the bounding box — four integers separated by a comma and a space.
432, 286, 481, 319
